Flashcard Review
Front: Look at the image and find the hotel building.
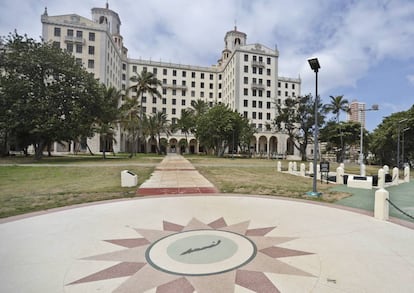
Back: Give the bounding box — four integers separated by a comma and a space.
41, 4, 302, 158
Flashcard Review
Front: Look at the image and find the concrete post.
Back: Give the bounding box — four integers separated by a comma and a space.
336, 166, 344, 184
277, 161, 282, 172
361, 163, 366, 177
378, 168, 385, 189
392, 167, 399, 185
374, 188, 389, 220
404, 165, 410, 183
288, 162, 293, 173
383, 165, 389, 174
309, 162, 314, 175
300, 163, 306, 177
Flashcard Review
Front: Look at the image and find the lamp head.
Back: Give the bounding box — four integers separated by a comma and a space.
308, 58, 320, 73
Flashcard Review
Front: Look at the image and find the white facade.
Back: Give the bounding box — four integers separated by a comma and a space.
41, 5, 301, 158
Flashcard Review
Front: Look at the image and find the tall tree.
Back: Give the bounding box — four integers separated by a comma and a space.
189, 99, 209, 151
274, 94, 325, 161
324, 95, 349, 162
319, 121, 361, 162
128, 69, 161, 153
191, 99, 209, 117
0, 33, 102, 159
175, 108, 194, 147
195, 104, 253, 157
143, 111, 171, 154
370, 106, 414, 166
119, 96, 141, 156
94, 86, 122, 159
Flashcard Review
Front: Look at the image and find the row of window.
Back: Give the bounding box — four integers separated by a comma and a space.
278, 90, 296, 97
243, 77, 271, 86
244, 54, 272, 65
129, 65, 220, 80
65, 44, 95, 55
243, 88, 272, 98
139, 107, 271, 122
243, 111, 272, 120
243, 100, 272, 109
278, 82, 296, 89
243, 66, 271, 75
54, 27, 95, 41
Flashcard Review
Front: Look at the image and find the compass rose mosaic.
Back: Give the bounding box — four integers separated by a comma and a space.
68, 218, 314, 292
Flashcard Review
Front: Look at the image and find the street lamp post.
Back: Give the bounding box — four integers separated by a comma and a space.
359, 104, 379, 176
307, 58, 320, 196
401, 127, 410, 167
397, 118, 408, 168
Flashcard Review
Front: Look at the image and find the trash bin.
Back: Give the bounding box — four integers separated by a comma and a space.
121, 170, 138, 187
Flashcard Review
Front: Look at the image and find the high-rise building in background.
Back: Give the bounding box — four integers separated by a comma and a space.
348, 100, 366, 128
41, 4, 302, 158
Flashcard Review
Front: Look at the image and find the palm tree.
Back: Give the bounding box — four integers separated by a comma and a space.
175, 108, 194, 151
128, 68, 162, 153
120, 96, 141, 156
154, 111, 171, 154
191, 99, 209, 117
325, 95, 349, 162
142, 111, 171, 154
95, 86, 122, 159
189, 99, 209, 152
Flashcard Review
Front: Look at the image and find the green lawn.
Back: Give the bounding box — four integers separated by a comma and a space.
1, 153, 411, 221
0, 154, 162, 218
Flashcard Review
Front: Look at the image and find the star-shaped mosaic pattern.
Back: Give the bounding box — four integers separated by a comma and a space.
68, 218, 314, 292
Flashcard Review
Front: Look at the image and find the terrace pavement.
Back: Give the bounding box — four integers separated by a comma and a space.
0, 153, 414, 292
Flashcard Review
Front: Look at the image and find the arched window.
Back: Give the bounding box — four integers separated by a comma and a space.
235, 38, 241, 45
99, 16, 107, 24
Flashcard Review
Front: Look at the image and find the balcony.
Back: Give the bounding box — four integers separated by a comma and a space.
64, 36, 85, 44
251, 60, 265, 68
162, 84, 188, 90
251, 83, 265, 90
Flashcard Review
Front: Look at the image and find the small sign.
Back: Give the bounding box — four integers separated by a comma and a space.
320, 162, 330, 173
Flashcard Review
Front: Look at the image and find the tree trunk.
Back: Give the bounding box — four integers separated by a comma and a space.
34, 141, 44, 160
86, 143, 94, 155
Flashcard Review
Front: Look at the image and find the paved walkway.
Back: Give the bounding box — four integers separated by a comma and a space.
1, 154, 414, 292
137, 153, 218, 195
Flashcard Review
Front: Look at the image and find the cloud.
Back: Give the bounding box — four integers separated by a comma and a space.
407, 75, 414, 85
2, 0, 414, 100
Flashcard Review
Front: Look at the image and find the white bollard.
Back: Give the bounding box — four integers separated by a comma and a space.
293, 162, 297, 172
340, 163, 345, 170
309, 162, 314, 175
300, 163, 306, 177
404, 165, 410, 183
383, 165, 389, 174
378, 168, 385, 189
336, 166, 344, 184
374, 188, 389, 220
361, 163, 366, 177
288, 161, 293, 173
277, 161, 282, 172
392, 167, 399, 185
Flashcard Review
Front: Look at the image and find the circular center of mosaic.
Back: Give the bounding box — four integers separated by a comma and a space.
145, 229, 257, 276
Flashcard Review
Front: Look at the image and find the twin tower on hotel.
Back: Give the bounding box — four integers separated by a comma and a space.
41, 4, 302, 157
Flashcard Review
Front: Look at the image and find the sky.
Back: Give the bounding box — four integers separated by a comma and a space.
1, 0, 414, 131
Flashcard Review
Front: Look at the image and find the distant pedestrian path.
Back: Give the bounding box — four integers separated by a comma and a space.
137, 153, 219, 195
